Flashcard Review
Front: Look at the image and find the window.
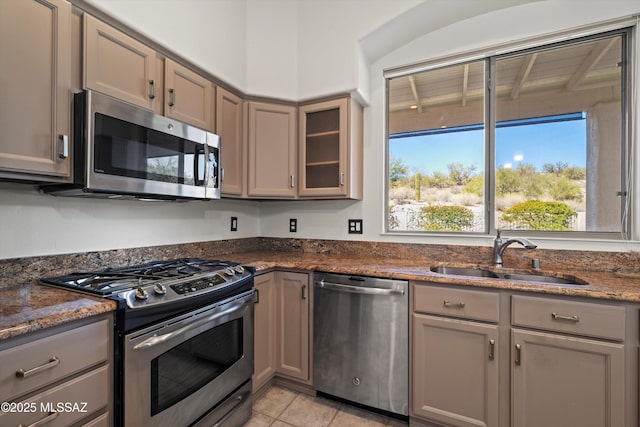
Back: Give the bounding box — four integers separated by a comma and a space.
386, 29, 629, 238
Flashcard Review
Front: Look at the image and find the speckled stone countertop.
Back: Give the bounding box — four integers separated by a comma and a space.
2, 237, 640, 342
230, 251, 640, 303
0, 284, 116, 341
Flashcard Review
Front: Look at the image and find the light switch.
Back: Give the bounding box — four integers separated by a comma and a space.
348, 219, 363, 234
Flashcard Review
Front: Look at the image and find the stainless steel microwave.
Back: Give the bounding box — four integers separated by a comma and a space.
41, 90, 220, 201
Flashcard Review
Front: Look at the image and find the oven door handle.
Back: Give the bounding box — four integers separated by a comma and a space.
132, 301, 245, 351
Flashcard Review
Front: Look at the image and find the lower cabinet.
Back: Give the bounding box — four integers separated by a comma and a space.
253, 271, 311, 392
0, 315, 112, 427
253, 272, 277, 392
511, 329, 625, 427
411, 283, 500, 427
413, 314, 499, 427
275, 271, 310, 381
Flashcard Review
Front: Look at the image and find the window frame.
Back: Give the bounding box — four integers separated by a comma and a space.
384, 24, 635, 240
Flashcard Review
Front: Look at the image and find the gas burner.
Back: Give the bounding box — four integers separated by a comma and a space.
42, 258, 250, 303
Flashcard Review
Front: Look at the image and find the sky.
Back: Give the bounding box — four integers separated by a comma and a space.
389, 118, 587, 175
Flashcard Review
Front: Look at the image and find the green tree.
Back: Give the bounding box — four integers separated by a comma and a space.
496, 167, 521, 195
426, 171, 453, 188
562, 166, 586, 180
549, 176, 583, 202
389, 156, 408, 187
542, 161, 568, 176
447, 162, 478, 186
464, 175, 484, 197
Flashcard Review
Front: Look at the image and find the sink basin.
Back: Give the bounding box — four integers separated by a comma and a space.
500, 273, 587, 285
430, 266, 587, 286
430, 266, 499, 278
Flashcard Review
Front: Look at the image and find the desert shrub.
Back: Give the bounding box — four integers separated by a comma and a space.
549, 176, 583, 201
447, 162, 478, 186
562, 166, 586, 180
464, 175, 484, 197
496, 168, 521, 195
421, 205, 474, 231
522, 173, 547, 199
425, 171, 454, 188
501, 200, 576, 231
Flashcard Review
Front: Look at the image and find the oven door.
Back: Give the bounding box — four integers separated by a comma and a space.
123, 292, 254, 427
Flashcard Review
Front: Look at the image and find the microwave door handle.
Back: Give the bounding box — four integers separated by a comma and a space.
193, 146, 205, 186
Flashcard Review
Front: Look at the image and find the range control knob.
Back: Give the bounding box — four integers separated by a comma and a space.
135, 287, 149, 300
224, 267, 235, 276
154, 283, 167, 295
234, 265, 245, 274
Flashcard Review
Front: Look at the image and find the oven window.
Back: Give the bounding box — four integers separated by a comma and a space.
94, 113, 203, 185
150, 318, 243, 415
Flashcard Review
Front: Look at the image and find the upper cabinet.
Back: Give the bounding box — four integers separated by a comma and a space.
84, 15, 215, 131
84, 14, 161, 114
0, 0, 72, 181
165, 59, 214, 132
298, 97, 363, 199
247, 101, 297, 198
217, 88, 245, 197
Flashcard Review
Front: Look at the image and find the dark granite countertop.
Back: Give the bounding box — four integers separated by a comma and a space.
0, 284, 116, 341
2, 245, 640, 342
231, 251, 640, 303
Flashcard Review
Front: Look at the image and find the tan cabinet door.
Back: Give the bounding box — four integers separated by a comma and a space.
512, 329, 625, 427
275, 271, 310, 381
253, 272, 277, 392
165, 59, 214, 131
84, 14, 159, 112
412, 314, 499, 427
0, 0, 71, 180
298, 97, 362, 199
216, 88, 244, 196
247, 102, 297, 198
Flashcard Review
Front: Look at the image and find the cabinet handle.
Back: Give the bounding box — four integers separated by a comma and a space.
254, 289, 260, 304
551, 313, 580, 322
290, 175, 295, 188
58, 134, 69, 159
18, 411, 58, 427
514, 344, 521, 366
168, 88, 175, 107
148, 80, 156, 99
489, 339, 495, 360
340, 172, 345, 186
16, 357, 60, 379
443, 300, 465, 308
301, 284, 307, 300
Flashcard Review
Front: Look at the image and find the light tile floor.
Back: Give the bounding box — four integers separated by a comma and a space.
244, 385, 408, 427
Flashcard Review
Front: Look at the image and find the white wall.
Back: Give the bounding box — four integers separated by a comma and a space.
4, 0, 640, 260
261, 0, 640, 252
84, 0, 248, 91
0, 184, 261, 259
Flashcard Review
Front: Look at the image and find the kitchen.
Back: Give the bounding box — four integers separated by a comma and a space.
2, 0, 640, 426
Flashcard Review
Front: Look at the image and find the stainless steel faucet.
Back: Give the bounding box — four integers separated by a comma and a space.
493, 230, 537, 267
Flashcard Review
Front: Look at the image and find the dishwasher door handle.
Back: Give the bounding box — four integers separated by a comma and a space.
314, 280, 405, 296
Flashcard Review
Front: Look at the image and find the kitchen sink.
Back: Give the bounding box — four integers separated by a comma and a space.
500, 273, 587, 285
430, 266, 499, 278
430, 265, 587, 285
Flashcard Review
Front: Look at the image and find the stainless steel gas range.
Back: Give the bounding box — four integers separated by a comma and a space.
41, 258, 255, 427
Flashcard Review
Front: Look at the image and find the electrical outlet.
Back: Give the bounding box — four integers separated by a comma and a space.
289, 218, 297, 232
230, 217, 238, 231
348, 219, 363, 234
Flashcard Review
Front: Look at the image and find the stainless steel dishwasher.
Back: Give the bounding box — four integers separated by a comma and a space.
313, 272, 408, 416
